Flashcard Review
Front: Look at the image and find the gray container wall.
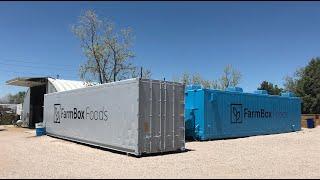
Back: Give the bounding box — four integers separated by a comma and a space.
44, 78, 185, 156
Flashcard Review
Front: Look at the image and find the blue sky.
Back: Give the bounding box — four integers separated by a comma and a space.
1, 1, 319, 96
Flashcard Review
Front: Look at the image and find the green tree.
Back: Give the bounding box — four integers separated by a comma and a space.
258, 81, 283, 95
296, 58, 320, 113
284, 57, 320, 114
0, 91, 26, 104
12, 91, 26, 104
284, 67, 304, 93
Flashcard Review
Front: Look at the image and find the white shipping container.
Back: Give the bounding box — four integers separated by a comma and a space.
44, 78, 185, 156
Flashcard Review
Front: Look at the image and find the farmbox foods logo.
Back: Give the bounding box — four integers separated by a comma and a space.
231, 104, 243, 123
53, 104, 108, 123
230, 103, 288, 123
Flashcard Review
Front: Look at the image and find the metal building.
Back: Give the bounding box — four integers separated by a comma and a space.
6, 77, 89, 128
185, 85, 301, 140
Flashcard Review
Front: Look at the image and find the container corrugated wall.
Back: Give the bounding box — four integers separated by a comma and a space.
138, 79, 185, 154
44, 78, 185, 156
185, 87, 301, 140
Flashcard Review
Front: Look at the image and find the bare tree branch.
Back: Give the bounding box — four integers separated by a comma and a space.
72, 10, 148, 83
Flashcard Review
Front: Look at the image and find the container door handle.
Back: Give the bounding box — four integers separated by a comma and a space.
210, 93, 215, 102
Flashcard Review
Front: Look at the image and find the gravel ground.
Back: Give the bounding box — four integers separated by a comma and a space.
0, 125, 319, 179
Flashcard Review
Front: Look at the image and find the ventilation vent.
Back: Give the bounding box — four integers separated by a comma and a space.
186, 84, 202, 91
254, 90, 269, 95
281, 92, 296, 97
225, 87, 243, 93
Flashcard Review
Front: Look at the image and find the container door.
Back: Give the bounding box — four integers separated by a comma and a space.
162, 82, 185, 152
206, 92, 215, 138
161, 82, 185, 153
153, 81, 163, 152
139, 80, 185, 154
185, 108, 195, 139
139, 81, 161, 154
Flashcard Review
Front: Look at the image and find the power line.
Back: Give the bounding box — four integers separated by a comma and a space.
0, 58, 76, 67
0, 68, 79, 78
0, 65, 77, 74
0, 68, 79, 79
0, 60, 82, 79
0, 62, 77, 72
0, 68, 51, 76
0, 66, 77, 74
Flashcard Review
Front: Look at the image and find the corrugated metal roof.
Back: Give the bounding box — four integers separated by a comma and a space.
47, 78, 88, 92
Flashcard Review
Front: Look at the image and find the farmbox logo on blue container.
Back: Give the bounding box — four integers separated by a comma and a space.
231, 104, 243, 123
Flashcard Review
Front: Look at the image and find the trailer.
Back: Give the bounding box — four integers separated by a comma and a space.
185, 85, 301, 140
44, 78, 185, 156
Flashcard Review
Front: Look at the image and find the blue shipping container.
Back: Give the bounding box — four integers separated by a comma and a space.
185, 86, 301, 140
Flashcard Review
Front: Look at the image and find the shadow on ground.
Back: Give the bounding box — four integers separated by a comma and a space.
185, 130, 301, 143
25, 136, 41, 139
46, 134, 194, 158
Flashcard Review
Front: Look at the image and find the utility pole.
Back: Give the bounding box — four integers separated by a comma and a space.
140, 67, 143, 79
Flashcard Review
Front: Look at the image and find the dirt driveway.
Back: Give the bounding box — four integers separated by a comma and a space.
0, 125, 319, 179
